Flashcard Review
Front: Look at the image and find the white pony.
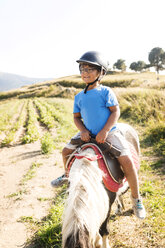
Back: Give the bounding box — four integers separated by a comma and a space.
62, 123, 140, 248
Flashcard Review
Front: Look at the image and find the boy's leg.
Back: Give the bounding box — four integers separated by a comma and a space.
51, 133, 80, 187
118, 155, 146, 219
106, 130, 146, 219
62, 147, 76, 170
51, 147, 74, 187
117, 155, 139, 199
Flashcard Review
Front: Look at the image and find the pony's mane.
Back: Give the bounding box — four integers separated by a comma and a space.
62, 148, 109, 248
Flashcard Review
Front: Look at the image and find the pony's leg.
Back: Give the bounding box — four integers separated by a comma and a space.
95, 233, 102, 248
95, 234, 111, 248
115, 181, 129, 215
115, 194, 125, 215
99, 191, 116, 248
102, 235, 111, 248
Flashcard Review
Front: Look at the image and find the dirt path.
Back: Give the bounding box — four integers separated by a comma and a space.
0, 141, 64, 248
0, 137, 164, 247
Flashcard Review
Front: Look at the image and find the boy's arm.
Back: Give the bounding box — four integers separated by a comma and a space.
96, 105, 120, 144
73, 112, 91, 142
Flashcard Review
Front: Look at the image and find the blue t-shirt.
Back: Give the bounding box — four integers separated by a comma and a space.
73, 85, 119, 135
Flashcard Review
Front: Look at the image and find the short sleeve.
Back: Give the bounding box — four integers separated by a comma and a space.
105, 88, 118, 107
73, 95, 80, 113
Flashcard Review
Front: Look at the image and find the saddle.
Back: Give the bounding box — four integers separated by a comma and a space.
70, 137, 122, 158
66, 138, 125, 192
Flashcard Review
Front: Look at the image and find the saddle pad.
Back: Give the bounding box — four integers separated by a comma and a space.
66, 145, 124, 192
66, 143, 140, 193
82, 145, 125, 192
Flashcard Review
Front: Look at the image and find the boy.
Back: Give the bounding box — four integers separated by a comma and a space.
51, 51, 146, 219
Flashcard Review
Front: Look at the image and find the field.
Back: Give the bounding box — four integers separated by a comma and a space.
0, 72, 164, 248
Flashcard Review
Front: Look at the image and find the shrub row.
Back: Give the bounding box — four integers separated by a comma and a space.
22, 100, 40, 143
0, 100, 20, 132
34, 99, 55, 129
1, 101, 27, 146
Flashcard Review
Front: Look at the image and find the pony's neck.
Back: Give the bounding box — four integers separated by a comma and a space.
62, 148, 110, 247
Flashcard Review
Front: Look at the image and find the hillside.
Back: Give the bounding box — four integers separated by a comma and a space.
0, 71, 165, 100
0, 72, 53, 91
0, 71, 164, 248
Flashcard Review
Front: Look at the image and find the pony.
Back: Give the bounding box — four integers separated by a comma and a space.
62, 123, 140, 248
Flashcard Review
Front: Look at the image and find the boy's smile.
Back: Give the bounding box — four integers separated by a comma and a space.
80, 65, 100, 85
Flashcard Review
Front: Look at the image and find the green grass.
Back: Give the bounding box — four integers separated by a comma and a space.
6, 189, 27, 200
34, 99, 56, 129
0, 100, 21, 132
139, 161, 165, 239
37, 197, 52, 202
141, 122, 165, 157
6, 162, 43, 202
18, 216, 39, 225
111, 240, 132, 248
26, 186, 67, 248
1, 100, 27, 146
45, 98, 78, 147
21, 162, 42, 185
41, 132, 56, 154
22, 100, 40, 143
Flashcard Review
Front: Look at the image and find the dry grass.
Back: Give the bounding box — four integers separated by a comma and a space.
1, 71, 165, 100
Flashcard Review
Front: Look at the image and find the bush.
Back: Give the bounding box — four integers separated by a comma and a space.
41, 132, 55, 154
119, 89, 165, 125
141, 123, 165, 156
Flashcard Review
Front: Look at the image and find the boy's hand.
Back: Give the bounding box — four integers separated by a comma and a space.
80, 130, 91, 142
96, 130, 108, 144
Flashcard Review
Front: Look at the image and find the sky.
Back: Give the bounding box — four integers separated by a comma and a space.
0, 0, 165, 78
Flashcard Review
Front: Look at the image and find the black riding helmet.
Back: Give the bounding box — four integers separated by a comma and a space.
76, 51, 109, 73
76, 51, 109, 93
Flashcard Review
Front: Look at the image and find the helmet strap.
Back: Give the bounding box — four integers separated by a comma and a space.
84, 77, 99, 94
83, 67, 105, 94
98, 67, 105, 81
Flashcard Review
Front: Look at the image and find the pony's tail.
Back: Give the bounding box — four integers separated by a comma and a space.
64, 228, 93, 248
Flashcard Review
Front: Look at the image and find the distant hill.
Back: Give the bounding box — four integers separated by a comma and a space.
0, 72, 54, 91
0, 71, 165, 101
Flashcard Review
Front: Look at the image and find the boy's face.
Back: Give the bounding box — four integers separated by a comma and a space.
79, 64, 100, 84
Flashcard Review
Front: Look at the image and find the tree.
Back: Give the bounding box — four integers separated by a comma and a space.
130, 62, 137, 71
148, 47, 165, 76
113, 59, 126, 71
130, 61, 147, 72
137, 61, 147, 71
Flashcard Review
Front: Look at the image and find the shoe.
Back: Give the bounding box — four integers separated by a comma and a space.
131, 196, 146, 219
51, 174, 68, 187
